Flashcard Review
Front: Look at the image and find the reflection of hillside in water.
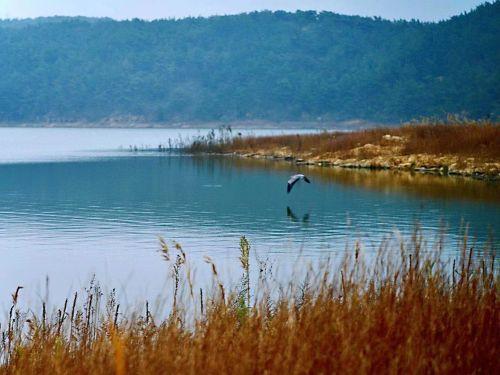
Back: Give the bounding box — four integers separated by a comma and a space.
213, 156, 500, 205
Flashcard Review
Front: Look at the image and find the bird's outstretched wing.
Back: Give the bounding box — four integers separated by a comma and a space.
287, 174, 301, 194
303, 176, 311, 183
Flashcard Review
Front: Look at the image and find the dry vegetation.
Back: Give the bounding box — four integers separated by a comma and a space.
189, 121, 500, 178
1, 232, 498, 374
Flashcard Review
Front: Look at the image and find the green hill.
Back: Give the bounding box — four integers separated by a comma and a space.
0, 2, 498, 124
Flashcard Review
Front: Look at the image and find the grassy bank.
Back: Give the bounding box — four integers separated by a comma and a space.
1, 232, 498, 374
189, 121, 500, 179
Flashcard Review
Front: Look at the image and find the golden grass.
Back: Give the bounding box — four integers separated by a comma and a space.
1, 231, 498, 374
402, 123, 500, 159
190, 121, 500, 162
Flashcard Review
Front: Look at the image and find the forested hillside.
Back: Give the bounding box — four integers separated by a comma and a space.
0, 2, 498, 124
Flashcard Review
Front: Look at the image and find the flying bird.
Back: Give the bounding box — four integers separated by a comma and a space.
287, 174, 311, 193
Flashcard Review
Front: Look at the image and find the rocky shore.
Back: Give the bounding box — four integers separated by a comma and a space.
230, 134, 500, 181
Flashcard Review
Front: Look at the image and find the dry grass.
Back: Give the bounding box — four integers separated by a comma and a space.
402, 123, 500, 159
1, 231, 498, 374
190, 121, 500, 162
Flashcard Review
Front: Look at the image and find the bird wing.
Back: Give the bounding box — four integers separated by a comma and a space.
303, 176, 311, 183
287, 174, 302, 185
287, 174, 301, 193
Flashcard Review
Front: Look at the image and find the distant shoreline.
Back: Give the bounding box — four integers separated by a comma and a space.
0, 120, 383, 130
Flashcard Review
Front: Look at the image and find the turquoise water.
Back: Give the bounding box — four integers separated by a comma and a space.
0, 128, 498, 308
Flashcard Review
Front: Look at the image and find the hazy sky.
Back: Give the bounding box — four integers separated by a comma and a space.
0, 0, 489, 21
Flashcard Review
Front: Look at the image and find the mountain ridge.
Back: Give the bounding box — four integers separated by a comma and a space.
0, 2, 498, 125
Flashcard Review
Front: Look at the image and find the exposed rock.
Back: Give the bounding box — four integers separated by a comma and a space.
383, 134, 404, 142
231, 143, 498, 181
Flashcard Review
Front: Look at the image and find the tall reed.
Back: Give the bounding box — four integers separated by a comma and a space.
0, 229, 497, 374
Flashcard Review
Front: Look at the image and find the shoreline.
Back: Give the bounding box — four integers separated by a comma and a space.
0, 119, 379, 130
226, 150, 500, 181
187, 123, 500, 181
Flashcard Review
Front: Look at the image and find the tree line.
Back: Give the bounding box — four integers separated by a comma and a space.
0, 2, 498, 124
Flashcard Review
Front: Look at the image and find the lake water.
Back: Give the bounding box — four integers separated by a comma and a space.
0, 128, 498, 309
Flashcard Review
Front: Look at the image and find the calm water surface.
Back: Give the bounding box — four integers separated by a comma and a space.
0, 128, 498, 308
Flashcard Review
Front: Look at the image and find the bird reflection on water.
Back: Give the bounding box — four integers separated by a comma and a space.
286, 206, 310, 224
